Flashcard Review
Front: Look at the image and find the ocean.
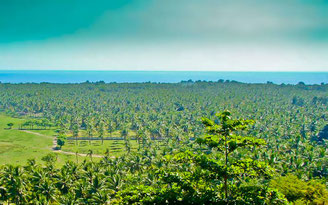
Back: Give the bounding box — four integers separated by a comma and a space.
0, 70, 327, 84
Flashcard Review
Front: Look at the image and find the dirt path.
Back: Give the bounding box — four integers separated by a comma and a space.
20, 130, 106, 158
21, 130, 52, 138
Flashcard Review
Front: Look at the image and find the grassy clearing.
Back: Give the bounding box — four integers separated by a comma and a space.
0, 114, 164, 165
0, 114, 86, 166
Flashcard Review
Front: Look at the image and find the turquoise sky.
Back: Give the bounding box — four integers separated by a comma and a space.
0, 0, 328, 71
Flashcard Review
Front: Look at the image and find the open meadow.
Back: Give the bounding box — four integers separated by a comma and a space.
0, 114, 92, 165
0, 114, 143, 165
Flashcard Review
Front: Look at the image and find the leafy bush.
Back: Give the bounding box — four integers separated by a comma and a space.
270, 174, 328, 204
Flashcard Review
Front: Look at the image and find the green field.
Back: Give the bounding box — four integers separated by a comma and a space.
0, 114, 91, 165
0, 114, 156, 165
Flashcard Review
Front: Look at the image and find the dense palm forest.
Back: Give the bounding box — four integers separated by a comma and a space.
0, 80, 328, 204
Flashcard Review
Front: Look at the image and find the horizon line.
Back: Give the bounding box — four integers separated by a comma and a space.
0, 69, 327, 72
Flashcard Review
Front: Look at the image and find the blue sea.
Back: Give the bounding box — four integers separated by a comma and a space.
0, 70, 327, 84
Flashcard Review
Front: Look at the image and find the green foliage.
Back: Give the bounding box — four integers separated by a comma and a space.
0, 81, 328, 203
116, 111, 289, 204
1, 81, 327, 179
292, 96, 305, 106
197, 111, 272, 201
230, 179, 288, 205
314, 124, 328, 143
41, 153, 57, 164
270, 174, 328, 204
57, 135, 66, 149
6, 122, 13, 129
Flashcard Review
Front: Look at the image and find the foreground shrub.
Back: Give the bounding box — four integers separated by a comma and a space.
270, 174, 328, 204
